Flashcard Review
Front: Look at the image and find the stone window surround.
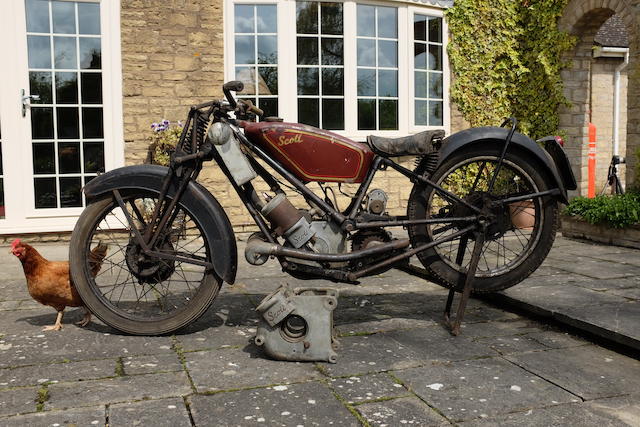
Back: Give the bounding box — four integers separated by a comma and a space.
224, 0, 451, 140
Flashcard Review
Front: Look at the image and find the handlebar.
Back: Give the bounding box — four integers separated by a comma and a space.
222, 80, 244, 109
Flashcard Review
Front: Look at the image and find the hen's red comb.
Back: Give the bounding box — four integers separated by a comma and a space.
10, 239, 21, 249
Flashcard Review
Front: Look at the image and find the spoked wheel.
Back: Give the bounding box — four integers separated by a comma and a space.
408, 146, 559, 293
69, 189, 221, 335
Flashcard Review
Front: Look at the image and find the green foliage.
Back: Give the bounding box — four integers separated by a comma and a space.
148, 120, 183, 166
446, 0, 576, 139
564, 193, 640, 228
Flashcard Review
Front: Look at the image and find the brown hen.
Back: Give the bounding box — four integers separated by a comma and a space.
10, 239, 108, 331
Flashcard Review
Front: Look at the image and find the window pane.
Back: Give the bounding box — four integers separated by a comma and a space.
357, 99, 376, 130
78, 3, 101, 35
81, 72, 102, 104
58, 141, 80, 173
55, 72, 78, 104
79, 38, 101, 69
429, 101, 443, 126
321, 38, 343, 65
0, 178, 4, 219
298, 98, 319, 128
296, 2, 318, 34
378, 70, 397, 97
414, 43, 427, 70
415, 71, 427, 98
297, 68, 319, 95
429, 73, 443, 98
377, 7, 397, 38
54, 36, 77, 69
256, 5, 277, 32
236, 67, 256, 95
378, 40, 397, 67
322, 68, 343, 96
357, 5, 375, 37
414, 15, 427, 41
82, 107, 103, 138
357, 39, 375, 67
31, 107, 54, 139
258, 67, 277, 95
52, 1, 76, 34
84, 141, 104, 173
428, 44, 442, 71
26, 0, 50, 33
57, 107, 79, 139
415, 100, 428, 126
357, 69, 376, 96
235, 35, 255, 64
235, 5, 254, 33
33, 143, 55, 174
30, 72, 53, 104
28, 36, 51, 69
322, 99, 344, 130
379, 100, 398, 130
59, 177, 82, 207
429, 17, 442, 43
259, 98, 278, 118
297, 37, 318, 65
321, 3, 343, 35
34, 178, 57, 208
258, 35, 277, 64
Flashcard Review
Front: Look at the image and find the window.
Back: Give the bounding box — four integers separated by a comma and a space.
226, 0, 449, 137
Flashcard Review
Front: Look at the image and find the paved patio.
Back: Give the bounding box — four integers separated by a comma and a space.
0, 235, 638, 426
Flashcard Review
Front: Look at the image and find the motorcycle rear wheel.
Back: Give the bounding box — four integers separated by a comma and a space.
69, 189, 221, 335
408, 145, 558, 293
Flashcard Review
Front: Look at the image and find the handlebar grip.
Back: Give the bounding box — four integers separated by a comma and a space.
223, 81, 244, 92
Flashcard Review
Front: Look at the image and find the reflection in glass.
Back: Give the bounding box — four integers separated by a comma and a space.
378, 70, 397, 97
79, 38, 101, 69
82, 107, 104, 139
357, 5, 375, 37
357, 99, 375, 130
0, 178, 4, 219
30, 72, 53, 104
298, 98, 319, 128
235, 35, 255, 64
377, 7, 397, 38
429, 17, 442, 43
429, 101, 443, 126
414, 43, 427, 70
257, 36, 277, 64
83, 141, 104, 172
55, 72, 78, 104
31, 107, 54, 139
235, 5, 254, 33
258, 98, 278, 118
297, 37, 318, 65
59, 177, 82, 207
256, 5, 277, 32
52, 1, 76, 34
33, 143, 55, 174
321, 38, 343, 65
429, 73, 443, 98
54, 36, 77, 69
357, 39, 375, 67
78, 3, 101, 35
323, 99, 344, 130
28, 36, 52, 69
414, 15, 427, 41
235, 67, 256, 95
357, 69, 375, 96
322, 68, 343, 96
321, 3, 343, 35
296, 2, 318, 34
415, 71, 427, 98
258, 67, 278, 95
415, 100, 428, 126
429, 44, 442, 71
378, 40, 397, 68
81, 73, 102, 104
379, 100, 398, 130
58, 142, 80, 173
297, 68, 319, 95
34, 177, 57, 208
57, 107, 79, 139
26, 0, 50, 33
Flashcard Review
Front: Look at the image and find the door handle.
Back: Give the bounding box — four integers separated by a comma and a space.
21, 89, 40, 117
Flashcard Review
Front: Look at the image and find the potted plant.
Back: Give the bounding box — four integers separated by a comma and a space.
147, 119, 183, 166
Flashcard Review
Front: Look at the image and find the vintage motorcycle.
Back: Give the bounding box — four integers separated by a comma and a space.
69, 81, 576, 336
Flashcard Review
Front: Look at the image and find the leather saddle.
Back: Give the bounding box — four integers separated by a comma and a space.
367, 130, 445, 157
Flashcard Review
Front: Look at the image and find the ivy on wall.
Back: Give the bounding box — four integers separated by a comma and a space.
446, 0, 575, 139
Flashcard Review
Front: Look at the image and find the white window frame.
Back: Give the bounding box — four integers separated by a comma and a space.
224, 0, 450, 141
0, 0, 124, 234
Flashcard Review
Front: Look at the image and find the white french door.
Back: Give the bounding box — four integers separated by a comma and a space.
0, 0, 123, 234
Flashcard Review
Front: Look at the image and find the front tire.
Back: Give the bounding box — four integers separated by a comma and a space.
70, 189, 222, 335
408, 145, 559, 293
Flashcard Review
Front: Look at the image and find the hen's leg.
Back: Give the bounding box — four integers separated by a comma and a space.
75, 308, 91, 327
43, 311, 64, 331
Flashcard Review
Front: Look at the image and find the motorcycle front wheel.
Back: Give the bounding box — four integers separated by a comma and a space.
69, 189, 222, 335
408, 145, 559, 293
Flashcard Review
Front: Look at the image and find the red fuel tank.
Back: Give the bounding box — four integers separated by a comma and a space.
243, 122, 374, 183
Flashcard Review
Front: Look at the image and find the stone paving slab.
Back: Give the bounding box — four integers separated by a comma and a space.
0, 387, 38, 418
0, 358, 116, 388
329, 372, 409, 404
356, 396, 449, 426
109, 397, 191, 427
188, 381, 359, 426
0, 406, 104, 427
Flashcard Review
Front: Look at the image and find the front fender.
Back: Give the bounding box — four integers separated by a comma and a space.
84, 165, 237, 284
438, 127, 570, 203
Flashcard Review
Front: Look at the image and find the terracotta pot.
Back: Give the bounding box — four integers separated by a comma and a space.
509, 200, 535, 229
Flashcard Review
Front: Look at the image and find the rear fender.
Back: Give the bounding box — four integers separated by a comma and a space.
84, 165, 237, 284
437, 127, 570, 203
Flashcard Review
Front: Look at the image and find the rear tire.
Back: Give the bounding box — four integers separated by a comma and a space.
70, 189, 222, 335
408, 145, 559, 293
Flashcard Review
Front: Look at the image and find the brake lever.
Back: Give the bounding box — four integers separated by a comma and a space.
238, 99, 264, 118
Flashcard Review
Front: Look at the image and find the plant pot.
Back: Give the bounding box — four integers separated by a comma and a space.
509, 200, 535, 229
